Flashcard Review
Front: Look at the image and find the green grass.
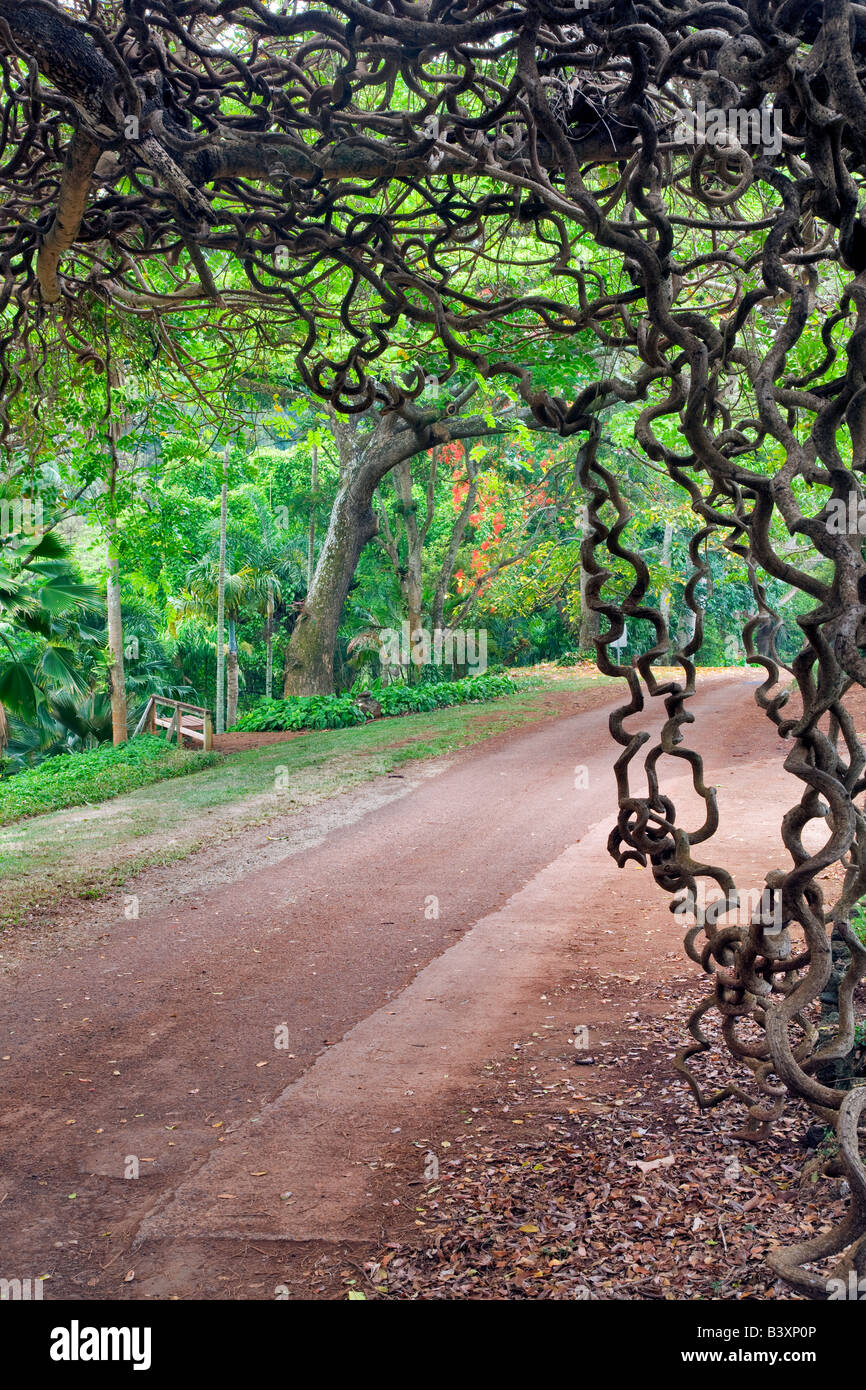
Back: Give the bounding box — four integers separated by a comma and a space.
0, 736, 222, 827
0, 672, 612, 929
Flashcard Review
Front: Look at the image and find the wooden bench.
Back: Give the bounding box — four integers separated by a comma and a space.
133, 696, 213, 751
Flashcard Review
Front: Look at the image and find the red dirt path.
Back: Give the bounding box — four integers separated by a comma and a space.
0, 670, 830, 1299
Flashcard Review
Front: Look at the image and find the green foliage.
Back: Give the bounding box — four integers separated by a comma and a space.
0, 735, 221, 826
0, 286, 805, 767
377, 671, 515, 715
231, 671, 517, 732
233, 693, 368, 732
0, 511, 103, 744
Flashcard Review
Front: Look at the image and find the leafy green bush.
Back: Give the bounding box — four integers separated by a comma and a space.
231, 671, 517, 733
231, 694, 368, 732
0, 735, 222, 826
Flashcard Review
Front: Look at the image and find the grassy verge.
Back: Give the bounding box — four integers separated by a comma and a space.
0, 671, 612, 929
0, 736, 222, 827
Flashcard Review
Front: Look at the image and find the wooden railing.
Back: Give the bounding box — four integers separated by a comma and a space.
133, 696, 213, 751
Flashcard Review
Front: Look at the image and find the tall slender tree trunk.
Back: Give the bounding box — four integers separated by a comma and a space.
106, 530, 128, 744
406, 566, 423, 658
678, 576, 703, 650
105, 367, 127, 746
659, 520, 674, 635
393, 459, 424, 679
265, 577, 274, 699
578, 497, 600, 652
226, 618, 239, 727
215, 446, 228, 734
307, 440, 318, 588
680, 603, 698, 648
432, 469, 479, 633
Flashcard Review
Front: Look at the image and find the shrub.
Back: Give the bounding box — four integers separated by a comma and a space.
231, 671, 517, 733
231, 694, 368, 732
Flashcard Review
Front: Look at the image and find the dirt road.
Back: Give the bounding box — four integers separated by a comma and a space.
0, 672, 799, 1299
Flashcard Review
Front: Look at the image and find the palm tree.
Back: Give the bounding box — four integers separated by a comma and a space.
116, 598, 201, 730
170, 494, 305, 723
171, 558, 255, 728
3, 688, 114, 768
0, 519, 102, 762
240, 497, 306, 699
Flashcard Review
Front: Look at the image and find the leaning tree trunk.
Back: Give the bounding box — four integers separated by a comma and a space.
283, 394, 505, 695
283, 479, 378, 696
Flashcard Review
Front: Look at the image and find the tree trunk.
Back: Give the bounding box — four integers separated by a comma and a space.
393, 459, 424, 678
283, 479, 378, 695
307, 440, 318, 588
265, 577, 274, 699
215, 447, 228, 733
226, 618, 239, 727
283, 391, 507, 695
578, 498, 600, 652
105, 367, 128, 746
106, 531, 128, 745
406, 566, 423, 673
678, 594, 699, 649
432, 469, 479, 632
659, 520, 674, 636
